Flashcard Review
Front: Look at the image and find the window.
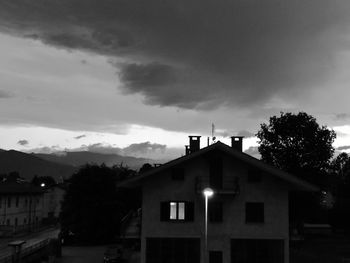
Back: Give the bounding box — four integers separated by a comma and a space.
24, 218, 27, 224
24, 198, 28, 207
160, 201, 194, 222
7, 197, 11, 208
6, 219, 10, 225
209, 201, 223, 222
245, 202, 264, 223
15, 218, 18, 227
171, 167, 185, 180
248, 170, 262, 183
170, 202, 184, 220
16, 196, 19, 207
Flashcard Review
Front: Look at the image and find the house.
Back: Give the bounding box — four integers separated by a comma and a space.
42, 184, 66, 223
119, 136, 319, 263
0, 180, 44, 235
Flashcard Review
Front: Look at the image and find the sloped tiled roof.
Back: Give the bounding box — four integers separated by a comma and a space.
118, 141, 319, 192
0, 181, 44, 194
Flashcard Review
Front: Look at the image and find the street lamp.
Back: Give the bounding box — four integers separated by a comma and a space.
203, 188, 214, 263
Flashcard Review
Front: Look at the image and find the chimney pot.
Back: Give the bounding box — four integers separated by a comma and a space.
231, 136, 244, 152
185, 145, 190, 155
188, 136, 201, 154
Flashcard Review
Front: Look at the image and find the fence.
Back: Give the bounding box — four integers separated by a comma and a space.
0, 238, 50, 263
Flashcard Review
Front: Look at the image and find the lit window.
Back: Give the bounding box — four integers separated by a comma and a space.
161, 201, 193, 221
170, 202, 177, 220
169, 202, 185, 220
178, 202, 185, 220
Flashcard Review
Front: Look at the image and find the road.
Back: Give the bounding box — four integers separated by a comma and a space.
58, 246, 140, 263
0, 227, 60, 258
57, 246, 106, 263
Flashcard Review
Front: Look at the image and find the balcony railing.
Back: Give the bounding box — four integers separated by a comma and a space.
195, 176, 240, 195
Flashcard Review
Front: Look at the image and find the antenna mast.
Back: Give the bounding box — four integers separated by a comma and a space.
212, 123, 216, 143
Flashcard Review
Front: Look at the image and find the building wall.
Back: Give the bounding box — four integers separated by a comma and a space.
42, 187, 65, 219
0, 194, 44, 227
141, 153, 291, 263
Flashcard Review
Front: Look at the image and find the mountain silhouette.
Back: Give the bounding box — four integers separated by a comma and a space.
34, 151, 154, 169
0, 149, 76, 181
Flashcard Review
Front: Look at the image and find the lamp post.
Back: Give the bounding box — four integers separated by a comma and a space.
203, 188, 214, 263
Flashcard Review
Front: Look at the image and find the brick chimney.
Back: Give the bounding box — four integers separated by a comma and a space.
185, 136, 201, 155
231, 136, 244, 152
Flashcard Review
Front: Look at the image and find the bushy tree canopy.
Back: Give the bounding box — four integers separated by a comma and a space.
60, 164, 127, 244
257, 112, 336, 184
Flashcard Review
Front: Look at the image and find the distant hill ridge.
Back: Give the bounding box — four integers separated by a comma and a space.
34, 151, 153, 169
0, 149, 76, 181
0, 149, 155, 181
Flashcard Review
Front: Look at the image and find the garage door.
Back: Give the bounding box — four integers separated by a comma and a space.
231, 239, 284, 263
146, 238, 200, 263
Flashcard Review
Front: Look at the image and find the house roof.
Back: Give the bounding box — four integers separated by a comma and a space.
118, 141, 319, 192
0, 181, 44, 194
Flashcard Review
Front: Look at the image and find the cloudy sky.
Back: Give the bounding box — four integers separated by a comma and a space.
0, 0, 350, 159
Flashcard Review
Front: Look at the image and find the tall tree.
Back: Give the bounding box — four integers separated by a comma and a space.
257, 112, 336, 225
257, 112, 336, 185
60, 164, 123, 244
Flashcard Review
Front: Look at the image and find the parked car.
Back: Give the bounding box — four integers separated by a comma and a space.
103, 245, 125, 263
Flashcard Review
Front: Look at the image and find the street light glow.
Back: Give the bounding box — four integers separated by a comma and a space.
41, 183, 45, 187
203, 188, 214, 197
203, 187, 214, 263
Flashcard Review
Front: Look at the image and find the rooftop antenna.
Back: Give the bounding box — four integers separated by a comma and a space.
212, 123, 216, 143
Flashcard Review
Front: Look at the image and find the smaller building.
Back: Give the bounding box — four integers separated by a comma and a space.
0, 181, 44, 236
42, 184, 66, 223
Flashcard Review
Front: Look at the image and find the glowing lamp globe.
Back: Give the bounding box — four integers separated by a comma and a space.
203, 188, 214, 198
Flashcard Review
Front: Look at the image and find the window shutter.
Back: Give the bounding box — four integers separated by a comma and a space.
185, 202, 194, 221
160, 202, 170, 221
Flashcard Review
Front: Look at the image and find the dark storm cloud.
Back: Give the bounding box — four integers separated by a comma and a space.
17, 139, 29, 146
0, 90, 13, 99
119, 63, 176, 88
1, 0, 350, 109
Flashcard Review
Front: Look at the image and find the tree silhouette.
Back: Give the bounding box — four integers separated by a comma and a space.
257, 112, 336, 225
139, 163, 153, 174
60, 164, 123, 244
257, 112, 336, 185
